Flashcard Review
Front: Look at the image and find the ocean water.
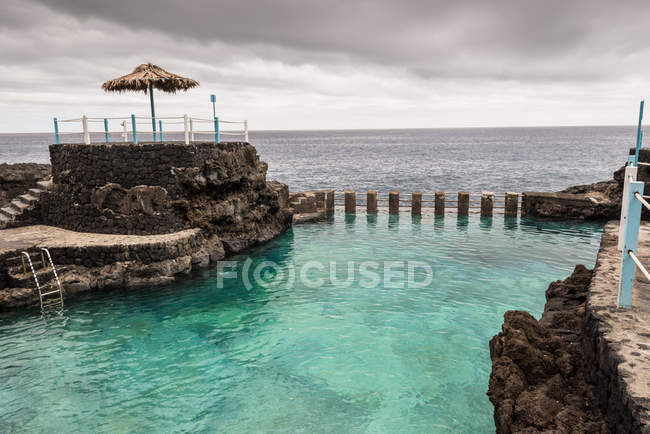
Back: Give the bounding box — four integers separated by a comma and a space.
0, 213, 604, 433
0, 125, 639, 193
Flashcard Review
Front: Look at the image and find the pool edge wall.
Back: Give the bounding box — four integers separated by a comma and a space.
582, 221, 650, 432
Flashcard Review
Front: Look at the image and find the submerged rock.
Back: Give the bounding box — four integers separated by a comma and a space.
488, 265, 608, 433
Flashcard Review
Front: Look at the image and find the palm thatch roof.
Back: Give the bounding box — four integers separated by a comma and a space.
101, 63, 199, 94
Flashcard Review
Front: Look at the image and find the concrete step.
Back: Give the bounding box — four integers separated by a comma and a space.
0, 206, 20, 218
36, 179, 53, 190
17, 194, 38, 205
28, 188, 44, 197
4, 251, 42, 267
0, 214, 11, 228
10, 199, 30, 213
8, 266, 70, 289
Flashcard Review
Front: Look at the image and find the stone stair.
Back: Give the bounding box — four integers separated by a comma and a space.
0, 179, 52, 229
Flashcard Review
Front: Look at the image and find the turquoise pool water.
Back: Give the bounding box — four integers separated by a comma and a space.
0, 213, 604, 433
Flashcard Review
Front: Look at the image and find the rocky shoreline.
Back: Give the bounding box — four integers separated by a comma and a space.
488, 265, 608, 432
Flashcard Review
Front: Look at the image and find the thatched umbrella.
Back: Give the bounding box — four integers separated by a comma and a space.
102, 63, 199, 140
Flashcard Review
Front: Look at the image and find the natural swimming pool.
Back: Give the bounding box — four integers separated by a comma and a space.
0, 213, 604, 432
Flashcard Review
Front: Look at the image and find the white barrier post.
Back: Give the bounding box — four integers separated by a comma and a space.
82, 115, 90, 144
618, 181, 644, 308
190, 118, 195, 142
121, 121, 128, 142
183, 114, 190, 145
619, 164, 639, 250
244, 120, 249, 142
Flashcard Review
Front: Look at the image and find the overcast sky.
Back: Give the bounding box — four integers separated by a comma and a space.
1, 0, 649, 133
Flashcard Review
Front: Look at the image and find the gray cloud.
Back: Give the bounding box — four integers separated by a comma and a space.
0, 0, 649, 133
34, 0, 650, 80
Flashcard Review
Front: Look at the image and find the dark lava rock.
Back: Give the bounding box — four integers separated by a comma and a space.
0, 163, 51, 207
488, 265, 608, 433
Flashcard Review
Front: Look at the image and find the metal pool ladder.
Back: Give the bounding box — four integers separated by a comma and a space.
21, 248, 64, 310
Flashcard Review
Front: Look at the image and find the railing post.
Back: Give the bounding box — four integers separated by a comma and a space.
619, 165, 639, 250
389, 191, 400, 214
82, 114, 90, 144
345, 190, 356, 214
121, 121, 128, 142
244, 120, 249, 142
53, 117, 60, 144
158, 120, 163, 142
481, 191, 494, 217
367, 190, 378, 213
634, 100, 644, 166
504, 192, 518, 217
214, 117, 220, 143
103, 118, 109, 143
618, 181, 644, 308
131, 114, 138, 144
458, 191, 469, 216
190, 118, 195, 142
183, 114, 190, 144
411, 191, 422, 215
435, 191, 445, 216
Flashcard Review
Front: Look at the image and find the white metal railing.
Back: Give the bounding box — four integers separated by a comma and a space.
53, 114, 248, 145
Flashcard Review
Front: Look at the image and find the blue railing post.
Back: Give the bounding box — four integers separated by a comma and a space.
214, 116, 220, 143
131, 114, 138, 144
618, 180, 645, 308
53, 117, 60, 144
103, 118, 109, 143
159, 120, 163, 142
634, 100, 644, 165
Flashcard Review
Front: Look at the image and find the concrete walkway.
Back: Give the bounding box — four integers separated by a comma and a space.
587, 222, 650, 429
0, 225, 200, 257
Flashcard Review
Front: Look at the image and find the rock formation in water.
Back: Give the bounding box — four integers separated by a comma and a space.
488, 265, 608, 433
521, 148, 650, 220
0, 142, 293, 309
31, 142, 292, 257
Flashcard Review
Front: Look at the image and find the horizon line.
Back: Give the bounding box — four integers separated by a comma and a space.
0, 123, 643, 136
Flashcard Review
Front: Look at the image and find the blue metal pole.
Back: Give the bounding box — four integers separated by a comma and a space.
149, 82, 157, 142
634, 100, 644, 165
618, 180, 645, 308
214, 116, 220, 143
103, 118, 109, 143
159, 120, 163, 142
131, 114, 138, 144
53, 117, 60, 144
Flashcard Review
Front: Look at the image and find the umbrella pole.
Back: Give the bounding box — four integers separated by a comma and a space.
149, 81, 157, 142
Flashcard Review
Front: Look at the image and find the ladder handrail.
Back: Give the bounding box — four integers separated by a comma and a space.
40, 248, 64, 304
21, 251, 43, 309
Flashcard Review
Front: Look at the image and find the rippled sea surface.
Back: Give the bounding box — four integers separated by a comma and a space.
0, 125, 638, 192
0, 213, 604, 433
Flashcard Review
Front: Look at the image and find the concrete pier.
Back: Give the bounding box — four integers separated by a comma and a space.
325, 189, 335, 213
411, 191, 422, 215
435, 191, 445, 216
367, 190, 378, 213
389, 191, 400, 214
481, 191, 494, 217
458, 191, 469, 216
345, 190, 356, 213
504, 192, 518, 217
